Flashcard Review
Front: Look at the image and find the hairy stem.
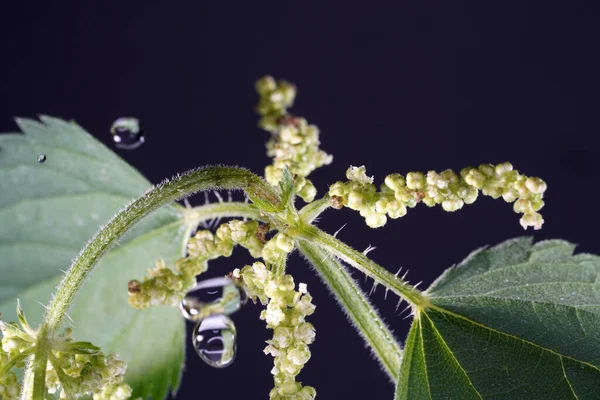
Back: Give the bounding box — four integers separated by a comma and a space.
298, 195, 330, 223
182, 201, 264, 230
180, 201, 265, 254
271, 256, 287, 278
29, 335, 50, 400
296, 225, 429, 308
25, 166, 280, 400
298, 241, 402, 381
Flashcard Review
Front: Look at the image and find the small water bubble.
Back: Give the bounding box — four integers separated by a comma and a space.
37, 154, 47, 163
193, 314, 237, 368
180, 277, 247, 321
111, 117, 145, 149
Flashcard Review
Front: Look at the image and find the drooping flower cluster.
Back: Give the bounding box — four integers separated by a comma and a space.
128, 220, 265, 309
235, 262, 316, 400
1, 306, 131, 399
329, 163, 547, 230
255, 76, 333, 202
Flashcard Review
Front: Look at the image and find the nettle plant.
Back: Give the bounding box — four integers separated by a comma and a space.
0, 76, 599, 400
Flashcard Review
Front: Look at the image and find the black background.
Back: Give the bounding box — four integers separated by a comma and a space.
1, 1, 600, 399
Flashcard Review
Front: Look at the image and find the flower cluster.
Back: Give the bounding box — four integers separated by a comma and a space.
45, 333, 131, 400
1, 306, 131, 399
235, 262, 316, 400
255, 76, 333, 202
329, 163, 547, 229
0, 317, 22, 400
128, 220, 265, 309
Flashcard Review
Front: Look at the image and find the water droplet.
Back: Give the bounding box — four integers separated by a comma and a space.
180, 277, 247, 321
37, 154, 46, 163
193, 314, 237, 368
111, 117, 145, 149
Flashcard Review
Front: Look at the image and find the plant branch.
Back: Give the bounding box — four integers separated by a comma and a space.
271, 256, 287, 278
296, 225, 429, 308
297, 241, 402, 381
298, 195, 330, 223
182, 201, 264, 230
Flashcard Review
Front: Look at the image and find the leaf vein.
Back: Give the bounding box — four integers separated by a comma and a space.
429, 304, 600, 373
423, 312, 483, 399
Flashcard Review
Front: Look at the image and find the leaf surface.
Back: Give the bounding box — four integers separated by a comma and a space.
396, 237, 600, 399
0, 117, 187, 399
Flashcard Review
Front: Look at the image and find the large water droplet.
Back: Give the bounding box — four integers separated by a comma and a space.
181, 277, 247, 321
111, 117, 145, 149
193, 314, 237, 368
37, 154, 47, 163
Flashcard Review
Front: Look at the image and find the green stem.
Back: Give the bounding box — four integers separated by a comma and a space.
48, 354, 76, 400
271, 256, 287, 278
296, 225, 429, 308
29, 335, 50, 400
25, 166, 280, 400
180, 201, 265, 254
182, 201, 264, 229
297, 241, 402, 381
20, 358, 34, 400
298, 195, 330, 223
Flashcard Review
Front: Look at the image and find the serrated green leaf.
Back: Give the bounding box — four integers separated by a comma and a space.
278, 167, 294, 207
0, 116, 187, 399
396, 237, 600, 399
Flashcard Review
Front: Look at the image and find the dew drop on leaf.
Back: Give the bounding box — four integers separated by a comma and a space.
37, 154, 46, 163
110, 117, 145, 149
180, 277, 247, 321
192, 314, 237, 368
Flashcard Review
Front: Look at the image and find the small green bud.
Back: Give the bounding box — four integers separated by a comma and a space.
502, 188, 519, 203
463, 186, 478, 204
347, 191, 364, 209
520, 211, 544, 230
513, 199, 532, 213
275, 234, 295, 253
495, 162, 513, 176
329, 182, 347, 197
478, 164, 495, 177
440, 169, 459, 184
406, 172, 425, 190
365, 211, 387, 228
464, 169, 486, 188
287, 342, 311, 366
482, 185, 502, 199
387, 201, 408, 218
346, 165, 373, 184
460, 167, 474, 178
374, 198, 389, 214
384, 173, 406, 190
442, 199, 464, 212
525, 177, 547, 194
531, 198, 545, 212
297, 180, 317, 202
